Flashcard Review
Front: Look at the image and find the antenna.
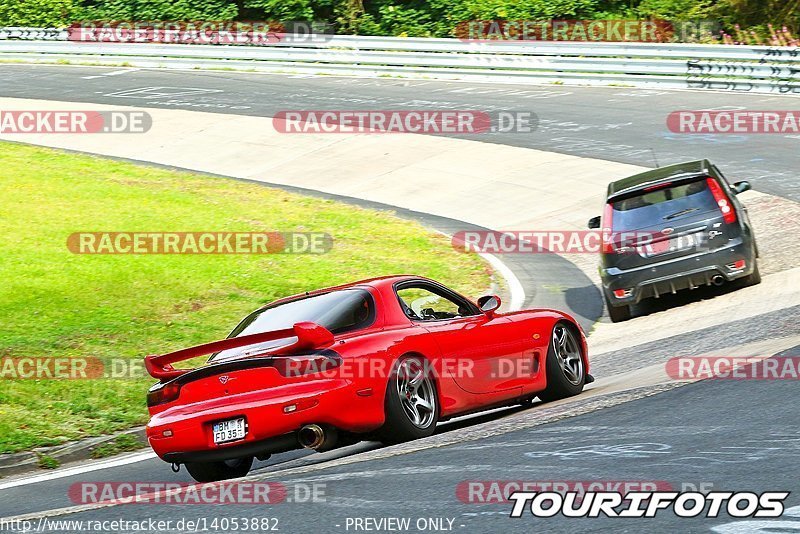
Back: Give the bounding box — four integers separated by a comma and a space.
649, 148, 660, 168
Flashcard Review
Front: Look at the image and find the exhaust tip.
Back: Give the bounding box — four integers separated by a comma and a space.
298, 424, 325, 450
711, 275, 725, 286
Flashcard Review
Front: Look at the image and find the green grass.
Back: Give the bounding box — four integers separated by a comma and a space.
37, 454, 60, 470
90, 434, 145, 459
0, 142, 491, 454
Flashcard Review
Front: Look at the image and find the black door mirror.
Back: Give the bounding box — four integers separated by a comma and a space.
732, 181, 751, 195
477, 295, 501, 316
588, 216, 601, 229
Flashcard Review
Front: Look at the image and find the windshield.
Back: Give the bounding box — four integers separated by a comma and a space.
610, 178, 719, 231
211, 289, 375, 361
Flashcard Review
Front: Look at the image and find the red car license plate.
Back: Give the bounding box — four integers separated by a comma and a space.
212, 417, 246, 444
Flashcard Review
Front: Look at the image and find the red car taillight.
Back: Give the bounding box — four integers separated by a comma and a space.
706, 177, 737, 224
147, 382, 181, 407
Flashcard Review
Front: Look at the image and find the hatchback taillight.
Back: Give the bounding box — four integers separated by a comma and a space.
602, 202, 614, 231
147, 382, 181, 407
706, 178, 737, 224
601, 203, 615, 253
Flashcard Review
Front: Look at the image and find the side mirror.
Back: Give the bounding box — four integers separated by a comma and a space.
588, 216, 601, 229
477, 295, 501, 316
732, 181, 751, 195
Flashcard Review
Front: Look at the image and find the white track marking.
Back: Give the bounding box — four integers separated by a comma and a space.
81, 69, 139, 80
432, 230, 525, 311
0, 451, 156, 490
478, 251, 525, 311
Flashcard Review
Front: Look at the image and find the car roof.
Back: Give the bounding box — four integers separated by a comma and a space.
260, 275, 425, 309
607, 159, 712, 199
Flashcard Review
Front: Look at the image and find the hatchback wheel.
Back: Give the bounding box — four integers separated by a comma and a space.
605, 294, 631, 323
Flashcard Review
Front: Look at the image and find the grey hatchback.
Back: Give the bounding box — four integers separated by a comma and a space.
588, 160, 760, 322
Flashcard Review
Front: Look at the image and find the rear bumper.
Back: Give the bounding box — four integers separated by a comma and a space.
146, 378, 384, 463
161, 432, 299, 464
601, 239, 756, 305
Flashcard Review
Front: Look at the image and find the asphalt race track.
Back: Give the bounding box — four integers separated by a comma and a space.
10, 356, 799, 533
0, 65, 799, 533
2, 65, 800, 201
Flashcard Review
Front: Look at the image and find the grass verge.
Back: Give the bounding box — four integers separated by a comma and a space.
0, 142, 491, 454
90, 434, 146, 459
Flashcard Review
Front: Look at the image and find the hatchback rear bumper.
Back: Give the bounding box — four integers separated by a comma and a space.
602, 239, 756, 305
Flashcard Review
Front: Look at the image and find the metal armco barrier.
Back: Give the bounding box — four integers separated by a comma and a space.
1, 28, 798, 93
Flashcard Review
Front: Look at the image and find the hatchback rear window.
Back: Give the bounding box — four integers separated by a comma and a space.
609, 178, 719, 231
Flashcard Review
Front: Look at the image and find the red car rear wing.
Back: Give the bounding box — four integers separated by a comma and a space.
144, 322, 335, 381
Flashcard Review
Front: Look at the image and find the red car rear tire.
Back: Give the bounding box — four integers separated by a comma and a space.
378, 356, 439, 444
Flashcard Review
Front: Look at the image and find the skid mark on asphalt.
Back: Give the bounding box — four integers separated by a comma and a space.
81, 69, 140, 80
102, 86, 222, 99
712, 505, 800, 533
523, 442, 672, 459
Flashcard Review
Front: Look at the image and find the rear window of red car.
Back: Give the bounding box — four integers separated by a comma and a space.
210, 289, 375, 361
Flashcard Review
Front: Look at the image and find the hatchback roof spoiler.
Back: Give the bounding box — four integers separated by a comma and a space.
607, 172, 709, 203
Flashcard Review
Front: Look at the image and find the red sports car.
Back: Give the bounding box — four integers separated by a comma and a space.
145, 275, 590, 482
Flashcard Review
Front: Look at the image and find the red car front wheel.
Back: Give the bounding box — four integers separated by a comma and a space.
538, 322, 586, 402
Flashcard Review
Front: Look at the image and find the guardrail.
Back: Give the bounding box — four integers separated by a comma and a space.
1, 27, 798, 93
